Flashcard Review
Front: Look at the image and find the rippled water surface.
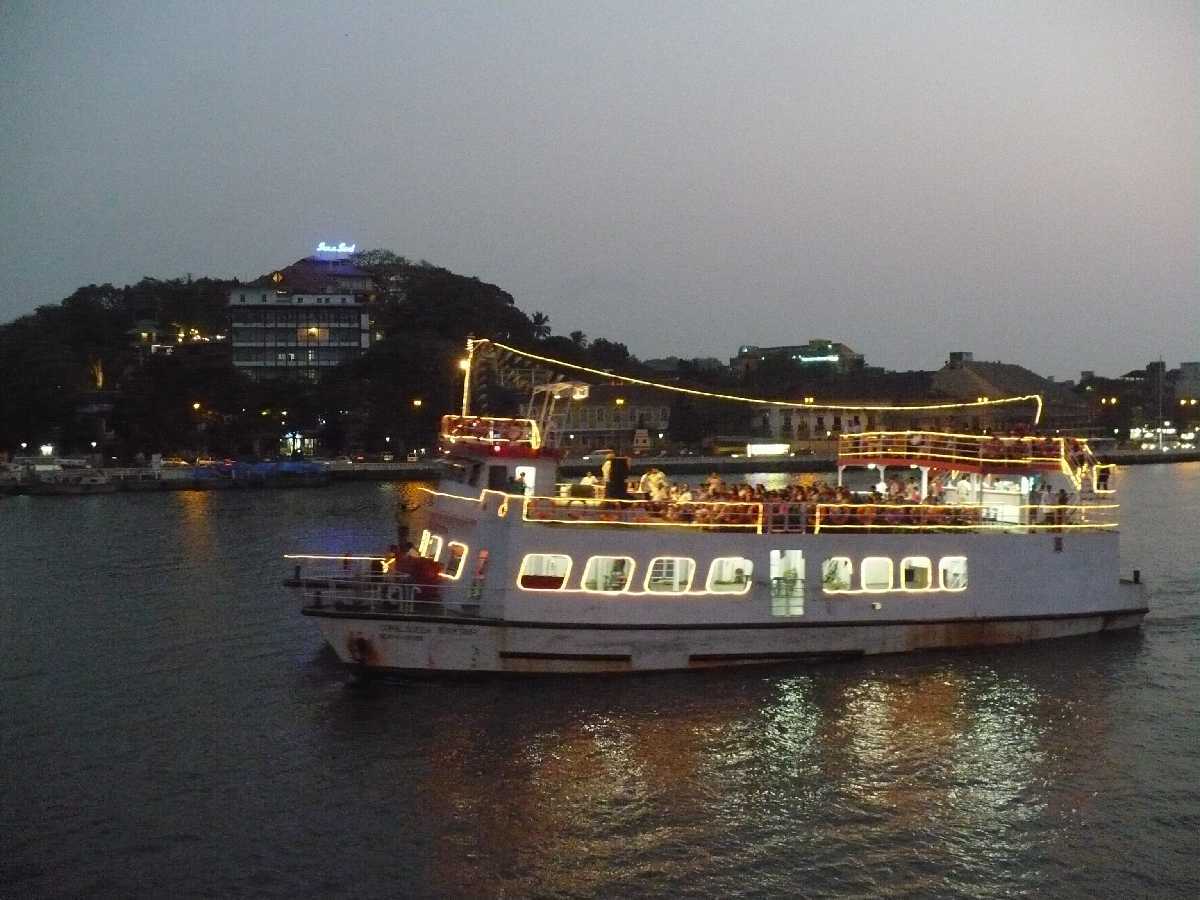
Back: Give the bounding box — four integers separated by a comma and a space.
2, 467, 1198, 898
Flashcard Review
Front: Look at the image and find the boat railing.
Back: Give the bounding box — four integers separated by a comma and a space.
523, 495, 763, 530
286, 558, 502, 619
440, 415, 542, 450
810, 502, 1118, 533
838, 432, 1073, 470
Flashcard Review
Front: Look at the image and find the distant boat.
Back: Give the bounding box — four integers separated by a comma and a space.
29, 466, 117, 495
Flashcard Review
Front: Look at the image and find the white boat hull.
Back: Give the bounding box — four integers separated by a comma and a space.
297, 472, 1147, 676
306, 585, 1147, 675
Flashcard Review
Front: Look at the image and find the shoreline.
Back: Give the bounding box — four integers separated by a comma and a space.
2, 449, 1195, 496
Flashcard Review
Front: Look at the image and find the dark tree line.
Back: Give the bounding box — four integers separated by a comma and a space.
0, 251, 686, 458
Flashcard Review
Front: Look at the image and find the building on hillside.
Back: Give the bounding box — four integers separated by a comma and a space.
553, 385, 671, 455
731, 340, 865, 377
931, 352, 1087, 429
228, 247, 373, 381
754, 371, 947, 442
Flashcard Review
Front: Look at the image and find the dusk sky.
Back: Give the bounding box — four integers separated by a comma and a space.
1, 1, 1194, 380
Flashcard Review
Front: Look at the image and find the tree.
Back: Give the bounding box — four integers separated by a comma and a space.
531, 311, 551, 340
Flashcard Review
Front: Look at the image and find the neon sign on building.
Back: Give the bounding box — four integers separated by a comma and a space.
315, 241, 356, 254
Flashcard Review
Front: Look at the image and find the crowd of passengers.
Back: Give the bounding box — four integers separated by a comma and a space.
534, 469, 1079, 530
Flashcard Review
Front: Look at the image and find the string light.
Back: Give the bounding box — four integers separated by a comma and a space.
466, 339, 1045, 423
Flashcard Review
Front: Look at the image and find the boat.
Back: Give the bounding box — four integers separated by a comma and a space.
27, 464, 118, 495
291, 341, 1148, 675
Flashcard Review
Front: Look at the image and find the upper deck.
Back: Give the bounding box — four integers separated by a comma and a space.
423, 485, 1118, 536
838, 431, 1096, 481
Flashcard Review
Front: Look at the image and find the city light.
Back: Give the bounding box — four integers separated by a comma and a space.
40, 444, 54, 457
192, 402, 201, 410
412, 399, 423, 408
458, 358, 470, 371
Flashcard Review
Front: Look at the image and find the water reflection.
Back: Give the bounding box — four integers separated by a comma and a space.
333, 651, 1133, 897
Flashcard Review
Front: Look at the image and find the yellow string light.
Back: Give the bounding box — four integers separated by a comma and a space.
468, 339, 1045, 424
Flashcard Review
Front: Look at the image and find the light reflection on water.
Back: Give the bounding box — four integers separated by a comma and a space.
1, 466, 1197, 897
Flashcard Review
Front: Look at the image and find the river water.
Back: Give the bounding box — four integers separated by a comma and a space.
1, 466, 1197, 898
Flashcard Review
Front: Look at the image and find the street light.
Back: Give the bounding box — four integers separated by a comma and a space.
192, 402, 201, 411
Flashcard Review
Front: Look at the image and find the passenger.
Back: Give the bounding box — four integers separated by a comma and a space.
1055, 488, 1070, 528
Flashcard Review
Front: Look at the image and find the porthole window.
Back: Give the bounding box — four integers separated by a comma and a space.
900, 556, 933, 591
861, 556, 893, 592
706, 557, 753, 594
581, 556, 635, 593
939, 556, 968, 590
822, 557, 853, 592
644, 557, 695, 593
518, 553, 572, 590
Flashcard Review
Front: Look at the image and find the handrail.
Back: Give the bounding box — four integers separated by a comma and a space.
838, 431, 1102, 489
287, 563, 502, 619
523, 495, 762, 531
811, 502, 1118, 533
440, 415, 543, 450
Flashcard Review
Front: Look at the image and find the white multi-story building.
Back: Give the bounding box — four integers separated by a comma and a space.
228, 251, 372, 381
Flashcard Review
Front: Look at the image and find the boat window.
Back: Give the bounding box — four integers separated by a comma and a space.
706, 557, 753, 594
445, 542, 468, 580
644, 557, 695, 593
822, 557, 852, 592
581, 556, 635, 593
939, 556, 968, 590
900, 556, 932, 591
861, 557, 893, 592
427, 535, 444, 562
517, 553, 572, 591
770, 549, 805, 615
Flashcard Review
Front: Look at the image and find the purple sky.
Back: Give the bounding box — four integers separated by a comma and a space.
1, 1, 1195, 379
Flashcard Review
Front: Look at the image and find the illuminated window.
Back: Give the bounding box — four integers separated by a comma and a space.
581, 556, 635, 593
939, 556, 968, 590
770, 549, 804, 615
418, 529, 432, 556
426, 535, 444, 562
861, 557, 893, 592
822, 557, 852, 592
444, 542, 468, 579
900, 557, 933, 591
518, 553, 572, 590
706, 557, 753, 594
644, 557, 695, 593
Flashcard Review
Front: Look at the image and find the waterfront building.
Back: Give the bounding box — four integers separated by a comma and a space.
731, 339, 865, 377
932, 352, 1087, 429
554, 384, 670, 455
228, 249, 372, 381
